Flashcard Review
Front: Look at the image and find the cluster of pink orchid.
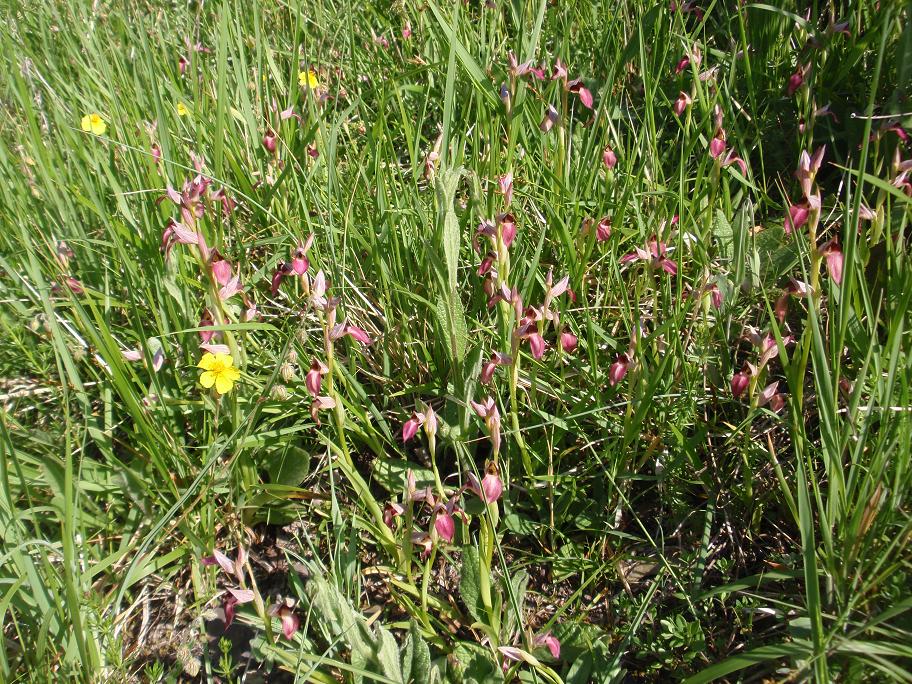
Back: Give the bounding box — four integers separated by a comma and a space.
500, 52, 594, 127
288, 267, 372, 424
731, 328, 794, 412
384, 457, 503, 562
49, 239, 85, 297
707, 106, 748, 176
620, 233, 679, 276
155, 156, 262, 362
202, 546, 299, 640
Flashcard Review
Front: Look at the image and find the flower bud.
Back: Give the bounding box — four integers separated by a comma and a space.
263, 130, 277, 154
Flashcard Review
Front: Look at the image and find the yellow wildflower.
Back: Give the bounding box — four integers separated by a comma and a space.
176, 102, 189, 116
80, 113, 107, 136
198, 352, 240, 394
298, 69, 319, 89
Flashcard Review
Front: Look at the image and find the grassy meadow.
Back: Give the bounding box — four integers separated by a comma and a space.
1, 0, 911, 681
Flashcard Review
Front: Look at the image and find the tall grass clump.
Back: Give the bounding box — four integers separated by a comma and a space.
0, 0, 910, 681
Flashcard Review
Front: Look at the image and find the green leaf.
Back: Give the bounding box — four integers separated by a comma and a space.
435, 294, 468, 363
308, 576, 405, 683
425, 2, 498, 109
713, 208, 734, 261
459, 545, 485, 624
401, 621, 433, 684
440, 197, 461, 295
371, 459, 435, 495
262, 445, 310, 487
503, 569, 529, 636
449, 642, 503, 684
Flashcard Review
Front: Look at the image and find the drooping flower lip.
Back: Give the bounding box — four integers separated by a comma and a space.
467, 462, 503, 503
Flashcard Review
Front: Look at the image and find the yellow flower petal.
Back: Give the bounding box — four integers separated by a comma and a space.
299, 70, 319, 89
214, 352, 233, 368
81, 115, 92, 132
214, 375, 234, 394
200, 370, 216, 388
198, 352, 216, 370
176, 102, 189, 116
223, 367, 241, 381
90, 116, 106, 136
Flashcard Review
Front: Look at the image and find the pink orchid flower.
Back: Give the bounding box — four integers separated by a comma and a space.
608, 352, 631, 387
818, 237, 844, 284
209, 251, 233, 286
674, 55, 690, 74
516, 307, 546, 359
268, 597, 300, 639
480, 351, 513, 384
305, 359, 329, 397
262, 130, 277, 154
709, 135, 727, 160
434, 509, 456, 543
719, 148, 748, 176
122, 349, 143, 362
785, 201, 811, 235
596, 216, 612, 242
758, 381, 787, 412
271, 236, 314, 292
310, 395, 336, 425
201, 547, 253, 630
402, 410, 425, 442
756, 332, 794, 370
330, 321, 372, 345
540, 104, 560, 133
560, 331, 578, 353
468, 461, 504, 503
602, 145, 618, 169
291, 235, 314, 275
534, 632, 561, 659
673, 91, 692, 116
499, 212, 517, 248
543, 269, 570, 320
271, 262, 293, 294
161, 219, 199, 261
198, 310, 217, 343
567, 78, 593, 109
551, 58, 568, 81
218, 275, 243, 301
310, 271, 328, 309
797, 147, 826, 200
498, 172, 513, 208
477, 251, 496, 277
411, 532, 433, 560
620, 237, 678, 275
383, 501, 405, 528
201, 342, 231, 355
730, 362, 755, 398
431, 493, 467, 545
787, 64, 810, 96
470, 397, 502, 455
